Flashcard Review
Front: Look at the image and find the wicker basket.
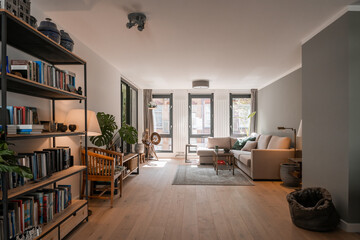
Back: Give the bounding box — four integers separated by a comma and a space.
129, 157, 138, 171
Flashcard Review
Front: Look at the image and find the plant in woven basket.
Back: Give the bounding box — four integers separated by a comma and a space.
0, 138, 33, 179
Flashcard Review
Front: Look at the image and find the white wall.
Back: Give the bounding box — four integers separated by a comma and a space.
152, 89, 249, 157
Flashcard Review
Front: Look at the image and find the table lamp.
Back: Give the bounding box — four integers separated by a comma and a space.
65, 109, 101, 137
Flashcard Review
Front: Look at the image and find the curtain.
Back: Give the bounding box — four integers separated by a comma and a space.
143, 89, 154, 134
250, 89, 258, 133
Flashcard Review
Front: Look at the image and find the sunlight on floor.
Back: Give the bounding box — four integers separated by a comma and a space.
143, 159, 169, 168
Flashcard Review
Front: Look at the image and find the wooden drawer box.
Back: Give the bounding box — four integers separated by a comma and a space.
60, 204, 88, 239
41, 228, 58, 240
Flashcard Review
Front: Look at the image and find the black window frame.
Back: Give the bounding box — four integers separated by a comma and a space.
152, 94, 173, 153
229, 93, 251, 138
188, 93, 214, 151
121, 78, 138, 153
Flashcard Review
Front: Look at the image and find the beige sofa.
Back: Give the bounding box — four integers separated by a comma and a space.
196, 135, 295, 180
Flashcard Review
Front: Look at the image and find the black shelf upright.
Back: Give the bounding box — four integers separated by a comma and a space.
0, 10, 88, 240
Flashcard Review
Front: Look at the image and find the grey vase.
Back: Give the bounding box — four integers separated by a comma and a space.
135, 143, 144, 154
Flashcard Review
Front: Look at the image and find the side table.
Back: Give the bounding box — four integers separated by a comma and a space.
185, 144, 197, 162
288, 157, 302, 179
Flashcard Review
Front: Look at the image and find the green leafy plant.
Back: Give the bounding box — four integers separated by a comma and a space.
119, 123, 138, 145
90, 112, 118, 148
0, 139, 33, 179
90, 112, 138, 149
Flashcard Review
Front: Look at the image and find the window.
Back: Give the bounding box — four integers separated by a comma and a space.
230, 94, 251, 137
152, 94, 173, 152
121, 79, 138, 153
188, 94, 214, 150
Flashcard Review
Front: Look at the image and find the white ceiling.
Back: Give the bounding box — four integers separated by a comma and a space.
34, 0, 355, 89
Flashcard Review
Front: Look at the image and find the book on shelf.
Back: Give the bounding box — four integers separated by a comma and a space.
10, 59, 76, 92
0, 146, 74, 192
0, 105, 40, 125
0, 186, 72, 239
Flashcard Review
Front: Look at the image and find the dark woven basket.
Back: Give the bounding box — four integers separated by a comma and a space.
286, 187, 339, 231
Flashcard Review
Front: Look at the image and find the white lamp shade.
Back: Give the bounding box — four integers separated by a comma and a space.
297, 120, 302, 137
65, 109, 101, 136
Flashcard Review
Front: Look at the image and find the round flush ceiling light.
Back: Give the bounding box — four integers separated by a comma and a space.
192, 80, 209, 89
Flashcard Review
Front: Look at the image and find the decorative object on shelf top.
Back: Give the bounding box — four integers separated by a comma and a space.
30, 15, 37, 28
65, 109, 101, 136
0, 0, 31, 24
192, 79, 209, 89
60, 30, 74, 52
148, 101, 157, 109
126, 12, 146, 31
57, 123, 68, 132
0, 138, 33, 179
37, 18, 60, 43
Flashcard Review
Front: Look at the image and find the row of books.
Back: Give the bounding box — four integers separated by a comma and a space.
1, 106, 40, 126
0, 147, 73, 191
11, 60, 76, 91
0, 186, 72, 239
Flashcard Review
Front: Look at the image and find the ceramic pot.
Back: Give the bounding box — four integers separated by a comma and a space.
280, 163, 301, 187
37, 18, 60, 43
69, 124, 77, 132
59, 124, 68, 132
135, 143, 145, 154
30, 16, 38, 28
60, 30, 74, 52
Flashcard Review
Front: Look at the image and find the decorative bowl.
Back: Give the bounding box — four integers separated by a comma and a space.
38, 18, 60, 43
69, 124, 77, 132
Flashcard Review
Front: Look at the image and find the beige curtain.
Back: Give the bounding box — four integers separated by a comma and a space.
250, 89, 258, 133
143, 89, 154, 134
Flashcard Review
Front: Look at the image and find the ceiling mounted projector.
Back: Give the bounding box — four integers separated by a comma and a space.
192, 80, 209, 89
126, 12, 146, 31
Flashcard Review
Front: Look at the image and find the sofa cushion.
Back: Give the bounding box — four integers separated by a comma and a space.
232, 136, 256, 150
257, 135, 272, 149
267, 136, 291, 149
230, 137, 238, 148
197, 147, 215, 156
239, 154, 252, 168
231, 150, 251, 160
242, 141, 257, 151
207, 137, 230, 149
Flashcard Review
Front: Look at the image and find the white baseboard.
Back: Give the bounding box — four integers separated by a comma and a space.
339, 219, 360, 232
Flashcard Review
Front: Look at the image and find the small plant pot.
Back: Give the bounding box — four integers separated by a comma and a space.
135, 143, 144, 154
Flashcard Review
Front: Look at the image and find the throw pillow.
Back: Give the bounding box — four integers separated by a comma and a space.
242, 141, 257, 151
231, 136, 256, 150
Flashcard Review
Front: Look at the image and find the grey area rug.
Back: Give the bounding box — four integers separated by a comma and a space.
172, 165, 254, 186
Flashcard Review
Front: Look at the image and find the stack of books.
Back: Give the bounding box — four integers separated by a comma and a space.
16, 125, 44, 135
11, 60, 76, 92
0, 186, 72, 239
0, 146, 73, 191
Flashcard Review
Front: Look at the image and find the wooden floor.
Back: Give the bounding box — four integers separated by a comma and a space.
68, 159, 360, 240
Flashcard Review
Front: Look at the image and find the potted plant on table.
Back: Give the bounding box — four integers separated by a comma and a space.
90, 112, 140, 152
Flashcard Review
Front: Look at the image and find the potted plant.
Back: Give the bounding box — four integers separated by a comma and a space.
0, 138, 33, 179
90, 112, 140, 152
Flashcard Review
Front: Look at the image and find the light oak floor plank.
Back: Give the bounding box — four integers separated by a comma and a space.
67, 158, 360, 240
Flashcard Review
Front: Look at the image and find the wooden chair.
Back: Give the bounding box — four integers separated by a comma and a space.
81, 148, 124, 207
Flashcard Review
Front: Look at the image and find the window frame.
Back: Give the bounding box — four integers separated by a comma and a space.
188, 93, 214, 150
229, 93, 251, 138
121, 78, 138, 153
152, 93, 173, 153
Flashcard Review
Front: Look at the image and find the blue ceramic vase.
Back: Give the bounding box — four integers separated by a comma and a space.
37, 18, 60, 44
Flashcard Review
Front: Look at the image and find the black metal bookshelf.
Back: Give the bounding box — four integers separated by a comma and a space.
0, 10, 89, 240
